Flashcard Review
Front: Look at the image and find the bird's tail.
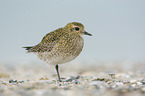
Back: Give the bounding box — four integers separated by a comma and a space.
23, 46, 33, 51
23, 46, 38, 53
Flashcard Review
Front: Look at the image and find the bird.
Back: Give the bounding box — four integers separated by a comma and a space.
23, 22, 92, 82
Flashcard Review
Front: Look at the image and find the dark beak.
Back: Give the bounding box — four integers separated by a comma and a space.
84, 31, 92, 36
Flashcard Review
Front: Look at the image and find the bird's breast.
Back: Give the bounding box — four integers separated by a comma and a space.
56, 34, 84, 56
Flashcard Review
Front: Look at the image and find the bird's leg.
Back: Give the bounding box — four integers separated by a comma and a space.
55, 65, 62, 82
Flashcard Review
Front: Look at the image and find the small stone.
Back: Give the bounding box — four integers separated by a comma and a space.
75, 75, 82, 79
74, 80, 80, 84
116, 82, 124, 86
18, 81, 24, 83
1, 83, 7, 85
136, 82, 142, 85
124, 74, 130, 78
95, 78, 105, 81
131, 84, 136, 88
130, 80, 137, 84
45, 81, 53, 84
90, 81, 98, 85
65, 78, 73, 82
141, 79, 145, 84
108, 73, 115, 79
123, 81, 130, 84
9, 79, 17, 83
65, 76, 76, 82
39, 77, 48, 80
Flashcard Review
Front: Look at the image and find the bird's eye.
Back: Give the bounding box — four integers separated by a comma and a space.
75, 27, 79, 31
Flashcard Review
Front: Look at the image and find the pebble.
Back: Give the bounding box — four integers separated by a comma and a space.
39, 77, 48, 80
108, 73, 115, 79
90, 81, 100, 85
136, 82, 142, 85
141, 79, 145, 84
9, 79, 17, 83
123, 81, 130, 84
131, 84, 136, 88
130, 80, 137, 84
116, 82, 124, 86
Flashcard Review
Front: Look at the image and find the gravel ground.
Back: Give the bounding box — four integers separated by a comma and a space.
0, 61, 145, 96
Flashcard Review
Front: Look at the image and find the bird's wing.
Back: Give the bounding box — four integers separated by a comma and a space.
24, 28, 64, 53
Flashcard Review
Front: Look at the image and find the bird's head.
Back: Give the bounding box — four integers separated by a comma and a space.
64, 22, 92, 36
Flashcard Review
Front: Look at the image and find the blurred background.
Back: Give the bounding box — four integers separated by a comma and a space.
0, 0, 145, 64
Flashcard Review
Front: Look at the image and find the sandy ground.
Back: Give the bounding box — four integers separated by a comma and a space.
0, 61, 145, 96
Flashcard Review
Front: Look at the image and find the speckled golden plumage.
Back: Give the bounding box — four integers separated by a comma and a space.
23, 22, 92, 82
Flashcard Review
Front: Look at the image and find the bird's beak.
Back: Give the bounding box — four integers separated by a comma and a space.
83, 31, 92, 36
